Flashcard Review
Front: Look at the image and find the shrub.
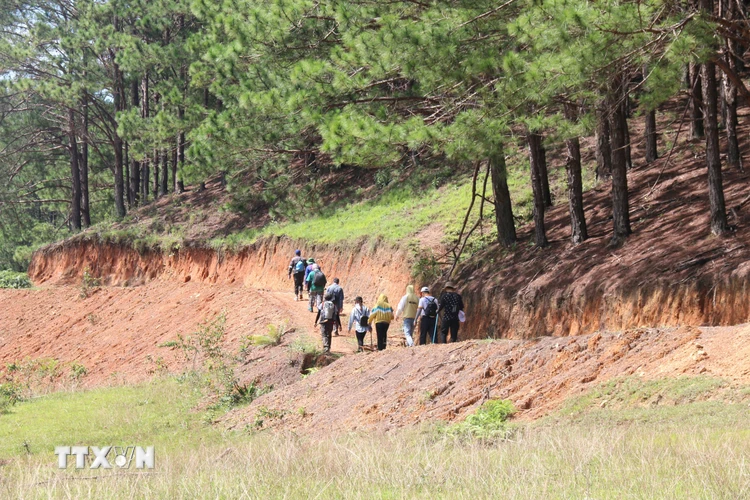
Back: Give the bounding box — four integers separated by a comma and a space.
69, 363, 88, 381
0, 381, 23, 412
79, 268, 101, 298
0, 271, 32, 289
242, 323, 291, 351
449, 399, 515, 440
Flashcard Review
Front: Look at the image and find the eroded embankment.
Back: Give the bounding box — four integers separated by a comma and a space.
226, 324, 750, 432
28, 237, 750, 339
28, 237, 413, 304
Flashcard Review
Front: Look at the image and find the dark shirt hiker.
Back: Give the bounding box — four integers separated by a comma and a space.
438, 282, 464, 343
288, 250, 306, 301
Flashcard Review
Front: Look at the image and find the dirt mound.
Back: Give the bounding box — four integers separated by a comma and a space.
225, 324, 750, 432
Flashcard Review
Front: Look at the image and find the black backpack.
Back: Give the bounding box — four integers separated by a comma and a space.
425, 298, 438, 318
359, 307, 370, 328
312, 270, 327, 288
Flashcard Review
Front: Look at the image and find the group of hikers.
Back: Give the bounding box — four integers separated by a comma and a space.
288, 250, 465, 353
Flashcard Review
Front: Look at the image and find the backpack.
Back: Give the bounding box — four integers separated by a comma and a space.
294, 259, 306, 273
312, 269, 327, 288
359, 307, 370, 328
320, 301, 336, 323
425, 298, 438, 318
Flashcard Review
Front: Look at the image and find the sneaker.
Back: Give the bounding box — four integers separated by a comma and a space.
308, 307, 313, 312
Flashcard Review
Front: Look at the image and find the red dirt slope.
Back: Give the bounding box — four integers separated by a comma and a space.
226, 324, 750, 432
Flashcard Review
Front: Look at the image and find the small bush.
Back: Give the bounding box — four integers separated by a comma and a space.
79, 268, 101, 298
0, 271, 32, 289
69, 363, 88, 381
0, 382, 23, 412
242, 323, 291, 351
448, 399, 515, 440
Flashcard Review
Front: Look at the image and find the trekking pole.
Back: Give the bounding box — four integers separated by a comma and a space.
432, 317, 438, 344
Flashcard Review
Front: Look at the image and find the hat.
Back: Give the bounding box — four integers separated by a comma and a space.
420, 286, 430, 293
307, 258, 315, 263
295, 249, 301, 256
444, 282, 456, 290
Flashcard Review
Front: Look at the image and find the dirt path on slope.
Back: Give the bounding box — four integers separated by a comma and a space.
0, 282, 363, 389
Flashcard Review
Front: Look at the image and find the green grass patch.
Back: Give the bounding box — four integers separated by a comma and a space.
0, 378, 225, 460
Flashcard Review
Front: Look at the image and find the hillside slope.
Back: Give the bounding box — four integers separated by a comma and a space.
226, 324, 750, 432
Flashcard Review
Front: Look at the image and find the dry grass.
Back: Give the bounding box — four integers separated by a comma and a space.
2, 377, 750, 498
2, 416, 750, 498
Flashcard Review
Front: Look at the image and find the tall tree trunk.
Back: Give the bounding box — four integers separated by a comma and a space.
153, 147, 159, 198
160, 148, 168, 196
171, 141, 178, 195
622, 100, 632, 170
564, 103, 588, 244
723, 0, 743, 171
609, 75, 632, 245
527, 133, 549, 248
130, 78, 140, 206
489, 152, 517, 248
141, 74, 149, 202
176, 15, 186, 194
690, 63, 705, 139
537, 137, 552, 207
595, 101, 612, 180
124, 142, 130, 207
80, 90, 90, 227
113, 64, 126, 218
67, 108, 82, 231
645, 108, 658, 163
699, 14, 728, 235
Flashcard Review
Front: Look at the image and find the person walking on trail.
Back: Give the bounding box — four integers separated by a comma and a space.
438, 281, 464, 343
288, 250, 307, 301
395, 285, 419, 347
368, 294, 394, 351
347, 296, 370, 352
326, 278, 345, 336
415, 286, 438, 345
304, 258, 317, 293
306, 263, 327, 313
314, 292, 338, 353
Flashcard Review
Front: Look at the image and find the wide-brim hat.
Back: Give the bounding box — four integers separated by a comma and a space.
307, 258, 315, 263
444, 282, 457, 290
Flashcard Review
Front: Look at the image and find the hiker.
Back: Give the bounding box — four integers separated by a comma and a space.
347, 296, 370, 352
306, 263, 327, 312
438, 281, 464, 343
368, 294, 394, 351
326, 278, 345, 336
287, 250, 307, 301
394, 285, 419, 347
314, 292, 338, 353
415, 286, 439, 345
304, 258, 317, 293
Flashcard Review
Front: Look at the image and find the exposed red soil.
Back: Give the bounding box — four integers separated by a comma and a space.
29, 237, 413, 311
455, 96, 750, 339
226, 323, 750, 432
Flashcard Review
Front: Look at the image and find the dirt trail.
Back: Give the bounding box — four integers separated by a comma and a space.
0, 277, 386, 390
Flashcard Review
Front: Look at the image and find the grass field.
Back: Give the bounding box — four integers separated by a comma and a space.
1, 376, 748, 499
